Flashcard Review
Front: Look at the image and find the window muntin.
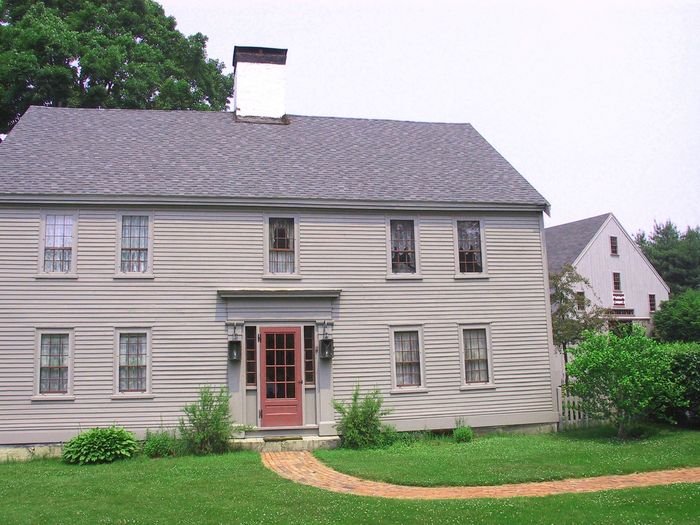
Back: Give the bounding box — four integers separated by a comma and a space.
304, 325, 315, 385
610, 236, 618, 255
575, 291, 586, 311
118, 332, 148, 392
120, 215, 150, 273
269, 217, 295, 274
39, 333, 69, 394
245, 325, 257, 387
43, 214, 74, 273
393, 330, 422, 387
613, 272, 622, 292
390, 220, 417, 274
457, 220, 483, 273
463, 328, 490, 384
649, 294, 656, 313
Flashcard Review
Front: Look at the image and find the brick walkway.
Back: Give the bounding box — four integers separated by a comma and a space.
261, 451, 700, 500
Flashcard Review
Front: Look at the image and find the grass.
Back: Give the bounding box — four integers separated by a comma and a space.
314, 425, 700, 487
0, 452, 699, 524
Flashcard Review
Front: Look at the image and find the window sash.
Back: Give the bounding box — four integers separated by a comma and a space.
457, 220, 483, 273
245, 326, 257, 386
304, 325, 315, 385
613, 272, 622, 291
120, 215, 149, 273
118, 333, 148, 392
43, 214, 74, 272
39, 334, 69, 393
610, 236, 618, 255
394, 330, 421, 387
649, 294, 656, 312
575, 291, 586, 311
390, 220, 416, 274
269, 218, 295, 274
463, 329, 489, 384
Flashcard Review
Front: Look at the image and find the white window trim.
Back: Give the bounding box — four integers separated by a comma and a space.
114, 212, 154, 279
112, 328, 153, 399
263, 213, 302, 279
458, 323, 496, 391
36, 210, 79, 279
389, 325, 428, 393
32, 328, 75, 401
453, 217, 489, 279
386, 216, 422, 280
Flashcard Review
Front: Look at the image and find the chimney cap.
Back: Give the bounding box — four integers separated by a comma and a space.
233, 46, 288, 68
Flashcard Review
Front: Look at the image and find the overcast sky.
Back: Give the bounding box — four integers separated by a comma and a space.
160, 0, 699, 235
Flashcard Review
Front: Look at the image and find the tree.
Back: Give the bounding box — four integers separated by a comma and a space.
565, 326, 685, 438
0, 0, 233, 133
653, 290, 700, 343
550, 264, 607, 355
636, 221, 700, 295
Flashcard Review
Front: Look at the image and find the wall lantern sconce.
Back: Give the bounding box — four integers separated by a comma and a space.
226, 322, 243, 362
318, 320, 334, 360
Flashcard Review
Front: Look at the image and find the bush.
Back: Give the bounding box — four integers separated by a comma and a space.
566, 326, 685, 438
662, 342, 700, 427
333, 385, 392, 449
143, 429, 176, 458
62, 426, 137, 465
179, 386, 233, 455
453, 425, 475, 443
653, 290, 700, 342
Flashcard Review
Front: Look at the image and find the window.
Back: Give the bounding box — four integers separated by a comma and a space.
462, 328, 490, 384
389, 219, 417, 274
649, 294, 656, 313
245, 325, 257, 386
42, 213, 76, 273
304, 325, 315, 385
392, 329, 422, 388
456, 220, 483, 273
610, 236, 618, 255
268, 217, 296, 274
613, 272, 622, 292
38, 333, 70, 394
119, 215, 151, 273
118, 332, 148, 393
576, 291, 586, 311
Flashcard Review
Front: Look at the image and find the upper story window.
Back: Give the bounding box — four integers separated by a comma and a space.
389, 219, 418, 275
610, 236, 619, 256
117, 331, 149, 393
462, 328, 491, 385
649, 294, 656, 313
41, 213, 76, 274
267, 217, 297, 275
456, 220, 484, 274
118, 214, 152, 274
576, 291, 586, 311
38, 332, 71, 395
391, 328, 423, 389
613, 272, 622, 292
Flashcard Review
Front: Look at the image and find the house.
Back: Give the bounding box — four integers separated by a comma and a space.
545, 213, 670, 330
0, 46, 561, 445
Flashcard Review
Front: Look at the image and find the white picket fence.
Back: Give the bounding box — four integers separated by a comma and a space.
558, 387, 590, 429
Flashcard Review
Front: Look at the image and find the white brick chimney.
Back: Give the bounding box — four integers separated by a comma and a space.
233, 46, 288, 119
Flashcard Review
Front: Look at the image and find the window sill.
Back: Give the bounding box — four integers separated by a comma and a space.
386, 273, 423, 281
611, 253, 620, 257
111, 394, 154, 400
113, 273, 154, 280
460, 384, 497, 392
454, 273, 490, 280
262, 274, 302, 280
31, 395, 75, 402
390, 387, 429, 395
34, 274, 78, 280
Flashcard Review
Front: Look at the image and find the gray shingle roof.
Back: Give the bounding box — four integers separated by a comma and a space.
545, 213, 611, 275
0, 106, 548, 208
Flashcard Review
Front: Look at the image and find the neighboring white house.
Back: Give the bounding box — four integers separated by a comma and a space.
545, 213, 670, 329
0, 46, 561, 445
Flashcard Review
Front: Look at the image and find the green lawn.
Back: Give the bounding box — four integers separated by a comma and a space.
314, 425, 700, 487
0, 452, 699, 524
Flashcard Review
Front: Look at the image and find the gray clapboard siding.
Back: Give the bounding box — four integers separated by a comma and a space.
0, 206, 557, 443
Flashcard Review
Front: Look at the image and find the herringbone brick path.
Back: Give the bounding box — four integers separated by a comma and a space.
262, 451, 700, 500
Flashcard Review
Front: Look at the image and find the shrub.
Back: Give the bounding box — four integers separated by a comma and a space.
333, 385, 392, 449
566, 325, 685, 438
179, 386, 233, 455
143, 429, 176, 458
62, 426, 137, 465
662, 342, 700, 427
453, 425, 475, 443
653, 290, 700, 342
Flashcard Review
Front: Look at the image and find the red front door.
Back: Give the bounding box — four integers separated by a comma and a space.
260, 327, 303, 427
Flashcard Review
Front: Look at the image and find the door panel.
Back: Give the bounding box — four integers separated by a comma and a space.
260, 327, 303, 427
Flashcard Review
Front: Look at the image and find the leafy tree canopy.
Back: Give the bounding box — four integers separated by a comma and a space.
0, 0, 233, 133
636, 220, 700, 295
653, 289, 700, 343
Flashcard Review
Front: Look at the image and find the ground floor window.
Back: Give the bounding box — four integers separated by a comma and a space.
118, 332, 148, 392
303, 325, 315, 385
245, 325, 257, 386
392, 329, 422, 388
463, 328, 490, 384
39, 333, 69, 394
